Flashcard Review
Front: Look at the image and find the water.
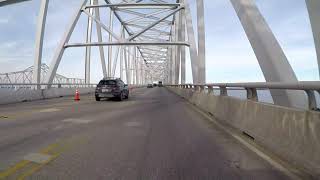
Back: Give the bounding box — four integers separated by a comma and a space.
207, 89, 320, 110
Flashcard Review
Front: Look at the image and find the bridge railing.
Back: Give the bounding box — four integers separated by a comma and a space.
167, 82, 320, 111
0, 83, 96, 90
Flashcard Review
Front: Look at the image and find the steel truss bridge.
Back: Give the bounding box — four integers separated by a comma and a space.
0, 0, 319, 107
1, 1, 320, 179
0, 64, 85, 84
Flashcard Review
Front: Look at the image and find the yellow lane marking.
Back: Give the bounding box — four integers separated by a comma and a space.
0, 135, 90, 180
16, 154, 59, 180
0, 116, 12, 121
0, 160, 29, 179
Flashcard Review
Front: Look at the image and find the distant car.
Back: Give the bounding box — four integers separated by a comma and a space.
158, 81, 163, 87
95, 78, 129, 101
153, 83, 157, 87
147, 84, 153, 88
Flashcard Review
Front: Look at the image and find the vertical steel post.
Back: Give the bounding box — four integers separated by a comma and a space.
33, 0, 48, 89
184, 0, 198, 84
108, 9, 114, 77
120, 46, 123, 80
171, 21, 176, 84
175, 11, 181, 84
132, 47, 136, 84
94, 0, 107, 78
136, 50, 140, 85
85, 0, 94, 84
197, 0, 206, 84
180, 0, 186, 84
124, 47, 129, 84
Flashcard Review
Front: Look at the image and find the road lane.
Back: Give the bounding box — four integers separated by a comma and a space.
0, 87, 292, 179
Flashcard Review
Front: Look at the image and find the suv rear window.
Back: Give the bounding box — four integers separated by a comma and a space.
98, 80, 117, 85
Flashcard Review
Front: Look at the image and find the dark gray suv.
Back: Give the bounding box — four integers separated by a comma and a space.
95, 78, 129, 101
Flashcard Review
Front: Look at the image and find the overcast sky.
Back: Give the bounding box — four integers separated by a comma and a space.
0, 0, 318, 83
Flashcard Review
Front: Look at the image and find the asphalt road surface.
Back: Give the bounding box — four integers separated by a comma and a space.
0, 87, 292, 180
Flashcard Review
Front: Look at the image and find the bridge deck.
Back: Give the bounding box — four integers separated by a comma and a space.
0, 88, 291, 179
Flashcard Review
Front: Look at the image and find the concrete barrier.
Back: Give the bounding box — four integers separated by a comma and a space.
168, 87, 320, 177
0, 87, 95, 105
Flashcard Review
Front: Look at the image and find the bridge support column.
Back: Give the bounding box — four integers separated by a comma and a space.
93, 0, 107, 78
33, 0, 48, 89
175, 11, 181, 84
197, 0, 206, 84
230, 0, 306, 108
108, 10, 114, 77
180, 1, 186, 84
306, 0, 320, 79
185, 0, 199, 84
85, 0, 94, 84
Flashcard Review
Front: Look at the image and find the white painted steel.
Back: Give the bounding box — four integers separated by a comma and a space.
32, 0, 48, 90
85, 0, 94, 84
306, 0, 320, 78
230, 0, 306, 108
45, 0, 88, 87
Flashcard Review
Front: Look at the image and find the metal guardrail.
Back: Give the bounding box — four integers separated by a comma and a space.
0, 83, 96, 89
167, 81, 320, 111
0, 83, 146, 90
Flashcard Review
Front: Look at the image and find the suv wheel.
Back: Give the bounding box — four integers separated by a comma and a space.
95, 96, 100, 101
118, 92, 123, 101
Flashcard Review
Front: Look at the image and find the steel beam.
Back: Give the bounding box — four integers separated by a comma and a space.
0, 0, 30, 7
128, 7, 184, 41
84, 3, 180, 9
230, 0, 307, 108
65, 42, 190, 47
175, 12, 181, 84
108, 9, 114, 77
32, 0, 48, 89
184, 0, 198, 84
45, 0, 88, 86
197, 0, 206, 84
180, 0, 186, 84
306, 0, 320, 78
85, 0, 94, 84
94, 0, 107, 78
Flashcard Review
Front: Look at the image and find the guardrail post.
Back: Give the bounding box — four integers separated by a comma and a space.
200, 85, 205, 92
246, 88, 258, 101
219, 86, 228, 96
208, 85, 214, 94
305, 90, 318, 111
196, 85, 201, 92
58, 84, 62, 88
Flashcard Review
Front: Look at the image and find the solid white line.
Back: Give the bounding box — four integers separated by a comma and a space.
187, 102, 303, 180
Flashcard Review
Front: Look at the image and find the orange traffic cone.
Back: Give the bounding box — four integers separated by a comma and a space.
74, 89, 80, 101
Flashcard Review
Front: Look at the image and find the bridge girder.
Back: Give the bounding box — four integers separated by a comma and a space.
7, 0, 314, 108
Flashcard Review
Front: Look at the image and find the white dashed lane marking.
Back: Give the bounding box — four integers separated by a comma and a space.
23, 153, 52, 164
124, 121, 142, 127
38, 108, 60, 113
62, 118, 93, 124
